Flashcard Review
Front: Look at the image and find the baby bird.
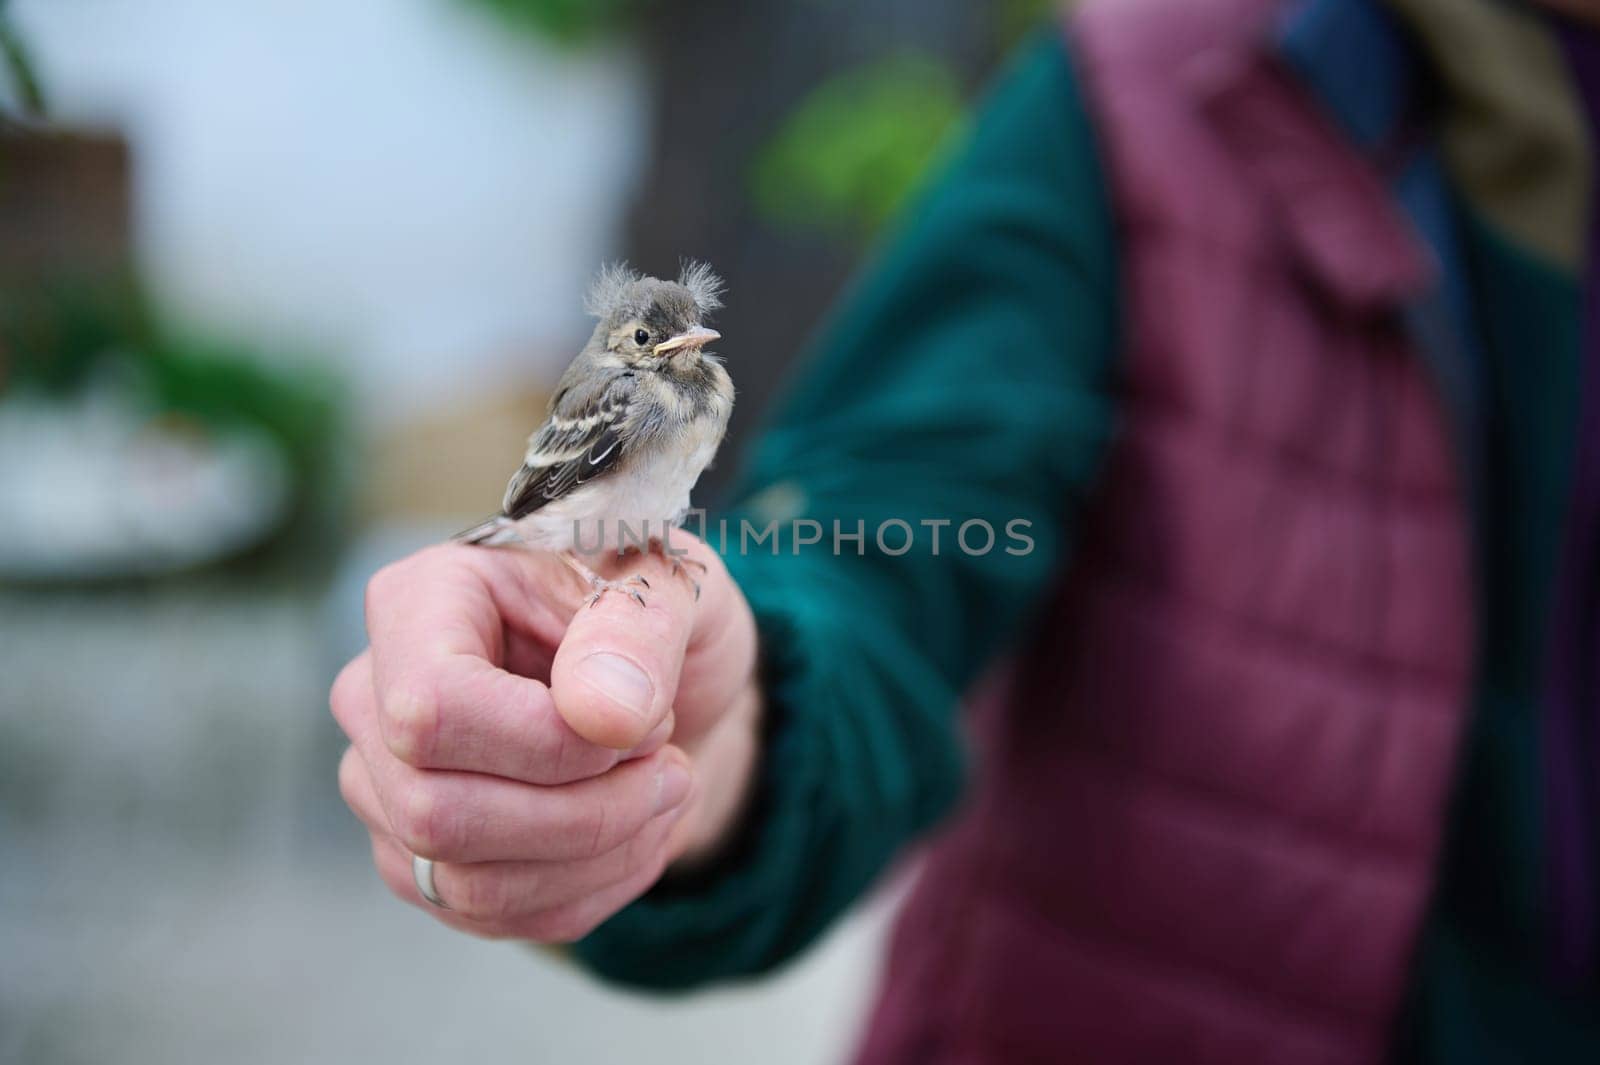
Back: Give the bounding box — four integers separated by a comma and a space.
457, 262, 734, 606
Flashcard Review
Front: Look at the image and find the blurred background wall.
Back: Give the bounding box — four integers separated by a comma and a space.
14, 0, 650, 423
0, 1, 1044, 1062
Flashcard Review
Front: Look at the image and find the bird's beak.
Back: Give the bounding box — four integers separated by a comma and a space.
653, 325, 721, 357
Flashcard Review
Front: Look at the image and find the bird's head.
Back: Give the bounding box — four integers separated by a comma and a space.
585, 261, 724, 373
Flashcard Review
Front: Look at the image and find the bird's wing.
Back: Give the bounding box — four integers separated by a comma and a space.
500, 373, 635, 520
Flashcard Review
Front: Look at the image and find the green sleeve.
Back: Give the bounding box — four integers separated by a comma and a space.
572, 30, 1119, 987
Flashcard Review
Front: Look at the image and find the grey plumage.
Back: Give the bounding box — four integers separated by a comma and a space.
457, 263, 734, 594
499, 371, 632, 521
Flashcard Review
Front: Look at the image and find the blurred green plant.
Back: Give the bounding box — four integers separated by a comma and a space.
0, 0, 44, 119
0, 276, 350, 573
750, 53, 965, 241
461, 0, 642, 45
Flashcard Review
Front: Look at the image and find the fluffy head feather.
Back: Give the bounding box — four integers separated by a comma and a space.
676, 259, 725, 315
584, 262, 645, 320
584, 260, 725, 323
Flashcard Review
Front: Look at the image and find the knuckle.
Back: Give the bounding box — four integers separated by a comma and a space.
336, 748, 364, 807
364, 546, 457, 622
328, 658, 367, 730
395, 780, 453, 858
380, 678, 439, 766
363, 561, 404, 620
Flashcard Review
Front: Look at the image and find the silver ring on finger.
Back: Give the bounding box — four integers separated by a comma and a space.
412, 853, 451, 910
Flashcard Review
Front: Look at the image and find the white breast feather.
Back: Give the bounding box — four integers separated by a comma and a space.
511, 428, 720, 553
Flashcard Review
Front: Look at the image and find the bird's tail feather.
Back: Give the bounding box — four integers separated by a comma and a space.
454, 515, 522, 546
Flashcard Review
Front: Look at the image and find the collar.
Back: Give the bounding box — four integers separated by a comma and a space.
1195, 0, 1434, 311
1275, 0, 1422, 164
1277, 0, 1589, 271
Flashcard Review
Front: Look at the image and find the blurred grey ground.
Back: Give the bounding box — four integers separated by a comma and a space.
0, 558, 894, 1065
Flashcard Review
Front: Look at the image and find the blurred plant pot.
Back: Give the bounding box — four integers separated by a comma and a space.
0, 128, 131, 289
0, 127, 348, 583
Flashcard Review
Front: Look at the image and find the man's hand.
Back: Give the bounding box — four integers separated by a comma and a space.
330, 535, 761, 942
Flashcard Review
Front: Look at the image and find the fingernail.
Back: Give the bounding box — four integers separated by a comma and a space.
655, 757, 693, 815
574, 652, 654, 721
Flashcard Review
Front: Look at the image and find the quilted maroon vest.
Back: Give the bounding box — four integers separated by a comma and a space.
853, 2, 1475, 1062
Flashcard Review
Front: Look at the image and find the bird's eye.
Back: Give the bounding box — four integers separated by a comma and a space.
634, 329, 650, 346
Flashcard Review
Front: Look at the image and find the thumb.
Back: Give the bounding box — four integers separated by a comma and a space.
550, 553, 698, 750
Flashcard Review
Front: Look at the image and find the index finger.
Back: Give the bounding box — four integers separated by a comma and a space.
362, 544, 647, 783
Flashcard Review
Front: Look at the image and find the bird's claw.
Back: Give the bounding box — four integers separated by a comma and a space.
584, 573, 651, 608
665, 556, 705, 600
